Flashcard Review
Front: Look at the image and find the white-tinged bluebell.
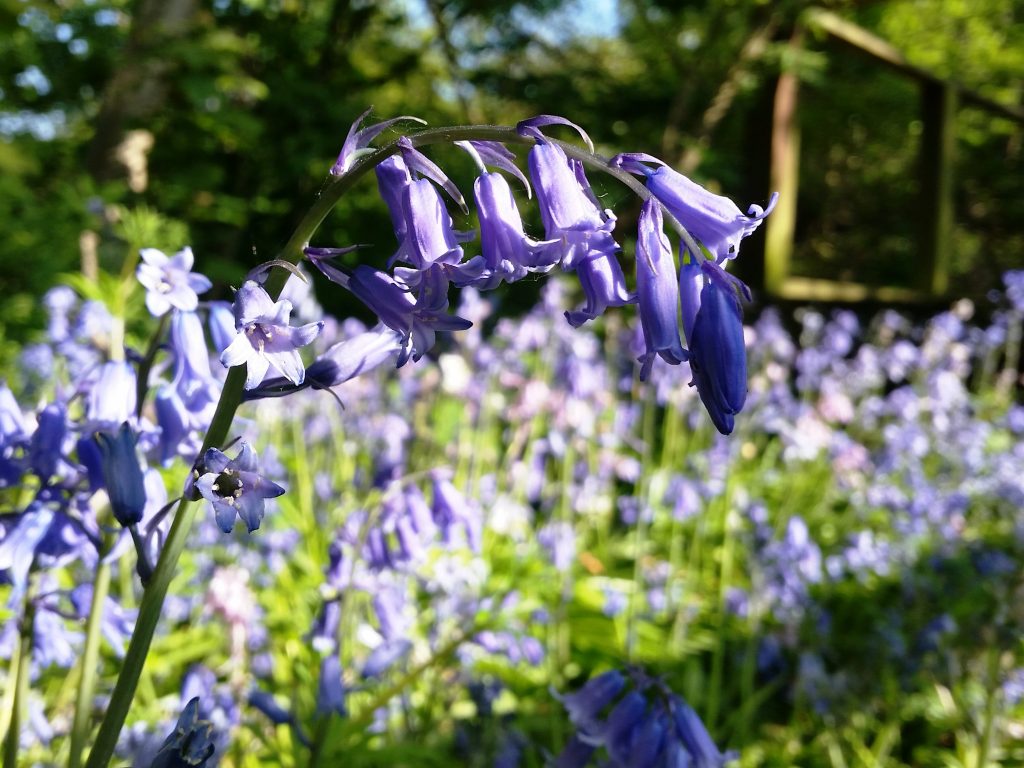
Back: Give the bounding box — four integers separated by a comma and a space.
136, 246, 212, 318
219, 281, 323, 390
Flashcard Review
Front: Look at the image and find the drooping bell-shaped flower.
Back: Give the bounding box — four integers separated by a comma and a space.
219, 281, 323, 390
28, 403, 67, 481
558, 669, 627, 741
688, 262, 751, 435
343, 265, 471, 366
526, 140, 619, 270
136, 247, 212, 318
564, 249, 634, 328
95, 422, 147, 527
473, 171, 560, 288
611, 153, 777, 264
194, 442, 285, 533
635, 198, 687, 380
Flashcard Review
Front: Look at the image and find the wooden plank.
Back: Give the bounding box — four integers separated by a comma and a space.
776, 277, 928, 303
918, 81, 957, 296
764, 40, 802, 296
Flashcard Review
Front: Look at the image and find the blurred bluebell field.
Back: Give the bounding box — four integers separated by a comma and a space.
3, 260, 1023, 766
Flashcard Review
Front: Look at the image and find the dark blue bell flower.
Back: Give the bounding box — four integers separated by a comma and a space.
688, 262, 750, 435
361, 638, 412, 679
95, 422, 147, 527
559, 669, 627, 741
28, 402, 67, 481
603, 691, 648, 764
150, 697, 216, 768
670, 698, 729, 768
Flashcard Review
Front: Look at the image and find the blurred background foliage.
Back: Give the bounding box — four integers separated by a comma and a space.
0, 0, 1022, 352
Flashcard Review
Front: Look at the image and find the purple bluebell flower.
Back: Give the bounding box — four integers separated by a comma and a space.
635, 198, 687, 379
401, 177, 473, 269
362, 638, 412, 679
150, 697, 216, 768
194, 442, 285, 533
70, 584, 136, 657
602, 691, 648, 762
330, 108, 425, 176
525, 139, 620, 270
248, 689, 292, 726
559, 669, 627, 740
95, 422, 147, 527
43, 285, 77, 343
206, 301, 236, 355
342, 265, 471, 366
610, 153, 777, 264
564, 249, 634, 328
136, 247, 212, 317
28, 403, 66, 481
219, 280, 323, 390
0, 504, 55, 601
317, 653, 347, 717
249, 323, 405, 399
87, 361, 137, 427
687, 261, 751, 435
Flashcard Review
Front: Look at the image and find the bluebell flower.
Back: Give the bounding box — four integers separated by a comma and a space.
525, 138, 619, 270
558, 669, 626, 740
86, 361, 137, 427
610, 153, 777, 264
635, 198, 687, 380
564, 248, 635, 328
0, 503, 55, 602
194, 442, 285, 533
342, 265, 471, 366
687, 261, 752, 435
361, 638, 412, 679
69, 584, 136, 657
330, 107, 424, 176
27, 403, 66, 482
473, 170, 560, 287
95, 422, 147, 527
219, 280, 323, 390
317, 653, 347, 717
206, 300, 236, 355
150, 698, 216, 768
556, 669, 733, 767
136, 247, 212, 317
248, 689, 293, 726
248, 323, 405, 399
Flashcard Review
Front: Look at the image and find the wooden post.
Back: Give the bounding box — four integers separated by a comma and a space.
764, 39, 802, 296
918, 81, 957, 296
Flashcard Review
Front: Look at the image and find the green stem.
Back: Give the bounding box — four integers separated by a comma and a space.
68, 561, 112, 768
135, 313, 170, 419
4, 592, 34, 768
82, 122, 691, 767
